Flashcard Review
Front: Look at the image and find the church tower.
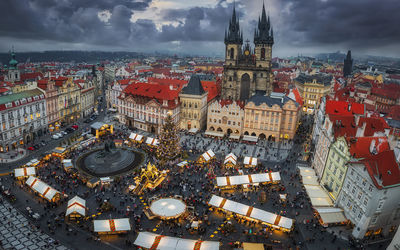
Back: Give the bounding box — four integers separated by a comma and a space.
6, 49, 20, 83
221, 3, 274, 101
224, 5, 243, 67
343, 50, 353, 77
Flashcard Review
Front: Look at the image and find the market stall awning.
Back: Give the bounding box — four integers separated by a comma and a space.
242, 135, 258, 142
91, 122, 106, 130
108, 108, 117, 112
188, 128, 198, 133
177, 161, 188, 167
145, 137, 159, 146
315, 207, 347, 224
229, 134, 241, 140
134, 231, 220, 250
26, 158, 40, 166
243, 242, 265, 250
216, 172, 280, 187
208, 195, 294, 231
201, 149, 215, 162
14, 167, 36, 178
243, 156, 257, 166
26, 176, 60, 201
129, 133, 143, 142
100, 177, 112, 183
66, 196, 86, 217
224, 153, 237, 165
62, 159, 73, 169
204, 131, 224, 137
93, 218, 131, 232
52, 147, 66, 154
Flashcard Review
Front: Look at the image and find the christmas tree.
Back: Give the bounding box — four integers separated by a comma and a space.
156, 112, 180, 163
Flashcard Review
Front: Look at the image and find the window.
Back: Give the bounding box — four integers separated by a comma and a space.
352, 187, 356, 194
369, 185, 373, 192
377, 200, 385, 210
371, 215, 378, 224
358, 212, 363, 219
261, 47, 265, 59
364, 197, 368, 206
357, 192, 362, 200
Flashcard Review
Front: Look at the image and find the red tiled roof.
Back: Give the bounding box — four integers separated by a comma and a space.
328, 114, 358, 139
218, 99, 245, 109
347, 137, 389, 159
201, 81, 219, 102
361, 150, 400, 189
388, 105, 400, 120
358, 117, 389, 136
325, 100, 365, 116
0, 87, 9, 93
371, 84, 400, 100
117, 79, 135, 85
20, 72, 43, 81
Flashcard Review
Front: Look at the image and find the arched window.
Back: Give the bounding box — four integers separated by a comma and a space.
261, 48, 265, 60
230, 48, 234, 60
229, 76, 232, 81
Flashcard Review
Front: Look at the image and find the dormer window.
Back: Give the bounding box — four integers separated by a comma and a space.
163, 100, 168, 106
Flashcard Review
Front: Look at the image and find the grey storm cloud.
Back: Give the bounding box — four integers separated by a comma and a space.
0, 0, 399, 56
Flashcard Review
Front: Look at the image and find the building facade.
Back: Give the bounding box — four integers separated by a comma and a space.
57, 77, 81, 125
294, 74, 332, 114
119, 82, 180, 134
337, 151, 400, 239
37, 79, 60, 132
206, 99, 245, 136
221, 4, 274, 101
77, 79, 96, 118
320, 136, 351, 202
179, 75, 208, 131
0, 89, 47, 152
243, 93, 299, 141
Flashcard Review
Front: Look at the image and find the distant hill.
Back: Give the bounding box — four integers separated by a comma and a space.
0, 51, 144, 65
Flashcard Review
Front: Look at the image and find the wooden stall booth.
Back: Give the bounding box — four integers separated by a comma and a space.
223, 153, 237, 168
14, 167, 36, 180
197, 149, 215, 164
145, 137, 159, 147
66, 196, 87, 220
243, 156, 257, 168
93, 218, 131, 235
129, 133, 144, 144
25, 176, 61, 203
52, 147, 67, 158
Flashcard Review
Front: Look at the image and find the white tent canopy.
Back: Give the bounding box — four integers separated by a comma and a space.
134, 232, 220, 250
14, 167, 36, 178
188, 128, 198, 133
93, 218, 131, 232
201, 149, 215, 162
216, 172, 281, 187
62, 159, 73, 169
229, 134, 241, 140
208, 195, 293, 231
26, 158, 40, 166
177, 161, 188, 167
316, 207, 347, 224
146, 137, 159, 146
224, 153, 237, 165
66, 196, 86, 217
243, 156, 257, 166
204, 131, 224, 137
242, 135, 258, 142
129, 133, 143, 142
26, 176, 60, 201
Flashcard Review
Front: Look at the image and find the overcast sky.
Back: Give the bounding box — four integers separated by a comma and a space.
1, 0, 399, 57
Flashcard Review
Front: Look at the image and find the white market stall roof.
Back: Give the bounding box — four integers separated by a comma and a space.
201, 149, 215, 162
150, 198, 186, 218
93, 218, 131, 232
224, 153, 237, 165
100, 177, 112, 183
26, 176, 60, 201
26, 158, 40, 166
243, 156, 257, 166
315, 207, 347, 224
66, 196, 86, 217
242, 135, 258, 142
146, 137, 159, 146
208, 195, 293, 231
14, 167, 36, 178
301, 175, 319, 185
204, 131, 224, 137
134, 232, 220, 250
129, 133, 143, 142
62, 159, 73, 169
216, 172, 281, 187
52, 147, 66, 154
188, 128, 198, 133
91, 122, 106, 130
297, 166, 317, 177
177, 161, 188, 167
229, 134, 241, 140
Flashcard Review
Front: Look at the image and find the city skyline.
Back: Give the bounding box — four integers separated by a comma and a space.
1, 0, 400, 57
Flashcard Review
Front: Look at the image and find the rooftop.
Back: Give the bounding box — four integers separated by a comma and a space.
181, 75, 205, 96
295, 73, 332, 86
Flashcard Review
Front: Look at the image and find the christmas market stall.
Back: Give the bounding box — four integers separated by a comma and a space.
91, 122, 113, 139
62, 159, 74, 172
93, 218, 131, 235
243, 156, 257, 168
177, 161, 189, 167
134, 231, 220, 250
145, 137, 159, 147
223, 153, 237, 168
14, 167, 36, 180
65, 196, 87, 220
25, 176, 61, 202
149, 197, 187, 220
52, 147, 67, 158
216, 172, 281, 189
26, 158, 40, 167
129, 133, 143, 143
314, 207, 347, 227
208, 195, 294, 232
197, 149, 215, 164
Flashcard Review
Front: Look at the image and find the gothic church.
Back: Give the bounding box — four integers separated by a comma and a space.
221, 3, 274, 101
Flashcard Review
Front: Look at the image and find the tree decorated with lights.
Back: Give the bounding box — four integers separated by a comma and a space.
156, 112, 180, 163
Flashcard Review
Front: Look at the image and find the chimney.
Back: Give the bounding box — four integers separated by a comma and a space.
356, 122, 367, 137
169, 85, 173, 90
348, 103, 352, 112
370, 139, 377, 155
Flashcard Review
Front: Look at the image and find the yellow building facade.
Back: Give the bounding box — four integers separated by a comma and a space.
57, 77, 81, 125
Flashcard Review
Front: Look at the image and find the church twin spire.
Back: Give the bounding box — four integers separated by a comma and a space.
224, 4, 243, 45
254, 2, 274, 45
